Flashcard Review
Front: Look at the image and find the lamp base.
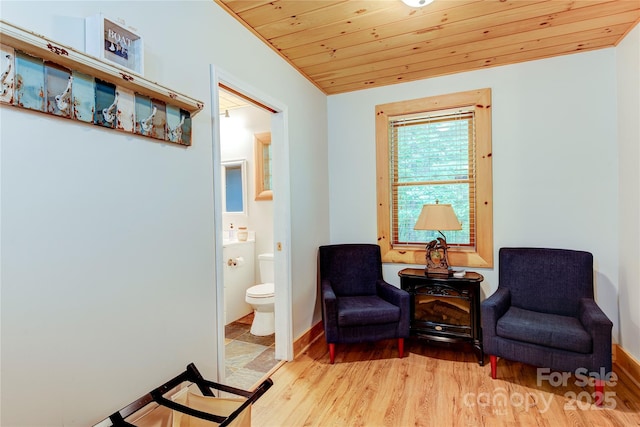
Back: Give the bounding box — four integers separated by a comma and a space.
424, 237, 452, 275
425, 266, 452, 276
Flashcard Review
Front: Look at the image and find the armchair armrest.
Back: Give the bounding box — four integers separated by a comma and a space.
579, 298, 613, 338
579, 298, 613, 373
579, 298, 613, 332
321, 279, 339, 341
377, 279, 410, 337
481, 287, 511, 336
376, 279, 408, 308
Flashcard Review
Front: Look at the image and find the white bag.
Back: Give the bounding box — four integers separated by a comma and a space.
171, 391, 251, 427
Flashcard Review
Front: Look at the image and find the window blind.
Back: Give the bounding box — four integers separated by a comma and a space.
389, 107, 476, 248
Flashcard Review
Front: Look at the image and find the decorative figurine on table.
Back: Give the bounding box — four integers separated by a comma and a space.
425, 237, 451, 276
414, 201, 461, 276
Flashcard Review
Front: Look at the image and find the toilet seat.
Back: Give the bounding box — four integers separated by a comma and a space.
246, 282, 274, 298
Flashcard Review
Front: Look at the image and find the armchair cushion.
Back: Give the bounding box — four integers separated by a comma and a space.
496, 306, 592, 354
337, 295, 401, 327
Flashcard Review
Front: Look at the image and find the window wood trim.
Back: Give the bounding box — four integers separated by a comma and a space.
376, 88, 493, 268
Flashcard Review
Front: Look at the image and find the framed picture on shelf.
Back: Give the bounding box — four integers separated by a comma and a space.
85, 14, 143, 74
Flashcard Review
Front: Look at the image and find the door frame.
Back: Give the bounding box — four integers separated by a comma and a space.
209, 65, 293, 382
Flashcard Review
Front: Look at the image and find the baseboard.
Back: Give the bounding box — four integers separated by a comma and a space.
293, 321, 324, 359
613, 344, 640, 391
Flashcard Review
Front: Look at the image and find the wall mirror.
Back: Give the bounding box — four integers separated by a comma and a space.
254, 132, 272, 201
222, 159, 247, 215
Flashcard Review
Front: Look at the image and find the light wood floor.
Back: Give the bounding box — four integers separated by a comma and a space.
251, 336, 640, 427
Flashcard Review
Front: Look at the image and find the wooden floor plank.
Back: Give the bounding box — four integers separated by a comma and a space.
252, 337, 640, 426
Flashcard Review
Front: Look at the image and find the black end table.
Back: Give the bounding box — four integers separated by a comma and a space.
398, 268, 484, 365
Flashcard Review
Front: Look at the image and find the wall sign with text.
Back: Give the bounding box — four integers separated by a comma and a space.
85, 14, 143, 74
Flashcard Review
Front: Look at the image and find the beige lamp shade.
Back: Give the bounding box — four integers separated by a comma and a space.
414, 203, 462, 231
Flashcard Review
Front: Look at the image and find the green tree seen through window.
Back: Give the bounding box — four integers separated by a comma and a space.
391, 111, 475, 247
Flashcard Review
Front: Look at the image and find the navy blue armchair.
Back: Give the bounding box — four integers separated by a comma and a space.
482, 248, 613, 403
319, 244, 410, 364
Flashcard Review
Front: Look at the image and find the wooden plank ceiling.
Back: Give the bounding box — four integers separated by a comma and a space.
215, 0, 640, 95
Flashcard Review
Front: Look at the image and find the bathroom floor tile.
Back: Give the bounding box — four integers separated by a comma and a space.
225, 322, 249, 340
235, 315, 254, 326
224, 313, 276, 390
244, 346, 277, 373
225, 340, 266, 368
235, 332, 274, 346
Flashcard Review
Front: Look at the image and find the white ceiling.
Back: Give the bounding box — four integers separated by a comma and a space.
219, 88, 249, 115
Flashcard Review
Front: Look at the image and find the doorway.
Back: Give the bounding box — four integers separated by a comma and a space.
210, 66, 293, 386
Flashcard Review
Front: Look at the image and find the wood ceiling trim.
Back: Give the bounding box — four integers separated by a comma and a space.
616, 12, 640, 44
254, 1, 397, 40
313, 24, 629, 92
284, 0, 613, 64
233, 1, 346, 28
220, 0, 276, 15
304, 9, 639, 79
280, 0, 558, 60
266, 0, 480, 51
317, 23, 627, 90
306, 6, 637, 75
216, 0, 640, 95
323, 35, 621, 94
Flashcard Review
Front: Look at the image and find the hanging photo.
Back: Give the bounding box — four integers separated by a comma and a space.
14, 51, 44, 112
115, 87, 135, 133
135, 94, 153, 137
94, 78, 117, 128
71, 71, 95, 123
45, 62, 72, 118
150, 98, 166, 141
85, 14, 144, 74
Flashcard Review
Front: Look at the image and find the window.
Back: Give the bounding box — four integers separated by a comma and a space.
376, 88, 493, 268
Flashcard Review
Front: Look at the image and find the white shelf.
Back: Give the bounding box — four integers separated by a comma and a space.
0, 19, 204, 116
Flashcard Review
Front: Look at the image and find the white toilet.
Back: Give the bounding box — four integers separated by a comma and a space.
245, 253, 275, 336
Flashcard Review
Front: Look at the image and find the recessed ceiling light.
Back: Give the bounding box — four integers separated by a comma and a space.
401, 0, 434, 8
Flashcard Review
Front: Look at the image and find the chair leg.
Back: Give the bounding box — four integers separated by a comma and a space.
490, 355, 497, 379
329, 343, 335, 364
594, 378, 605, 406
398, 338, 404, 359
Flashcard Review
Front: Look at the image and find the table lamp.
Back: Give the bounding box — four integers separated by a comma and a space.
414, 202, 462, 275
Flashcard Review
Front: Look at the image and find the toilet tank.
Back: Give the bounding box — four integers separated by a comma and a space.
258, 253, 274, 283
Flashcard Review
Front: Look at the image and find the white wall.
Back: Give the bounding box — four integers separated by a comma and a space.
616, 23, 640, 362
0, 1, 329, 425
328, 49, 621, 341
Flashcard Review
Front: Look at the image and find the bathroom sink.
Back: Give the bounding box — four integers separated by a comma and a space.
223, 238, 254, 246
